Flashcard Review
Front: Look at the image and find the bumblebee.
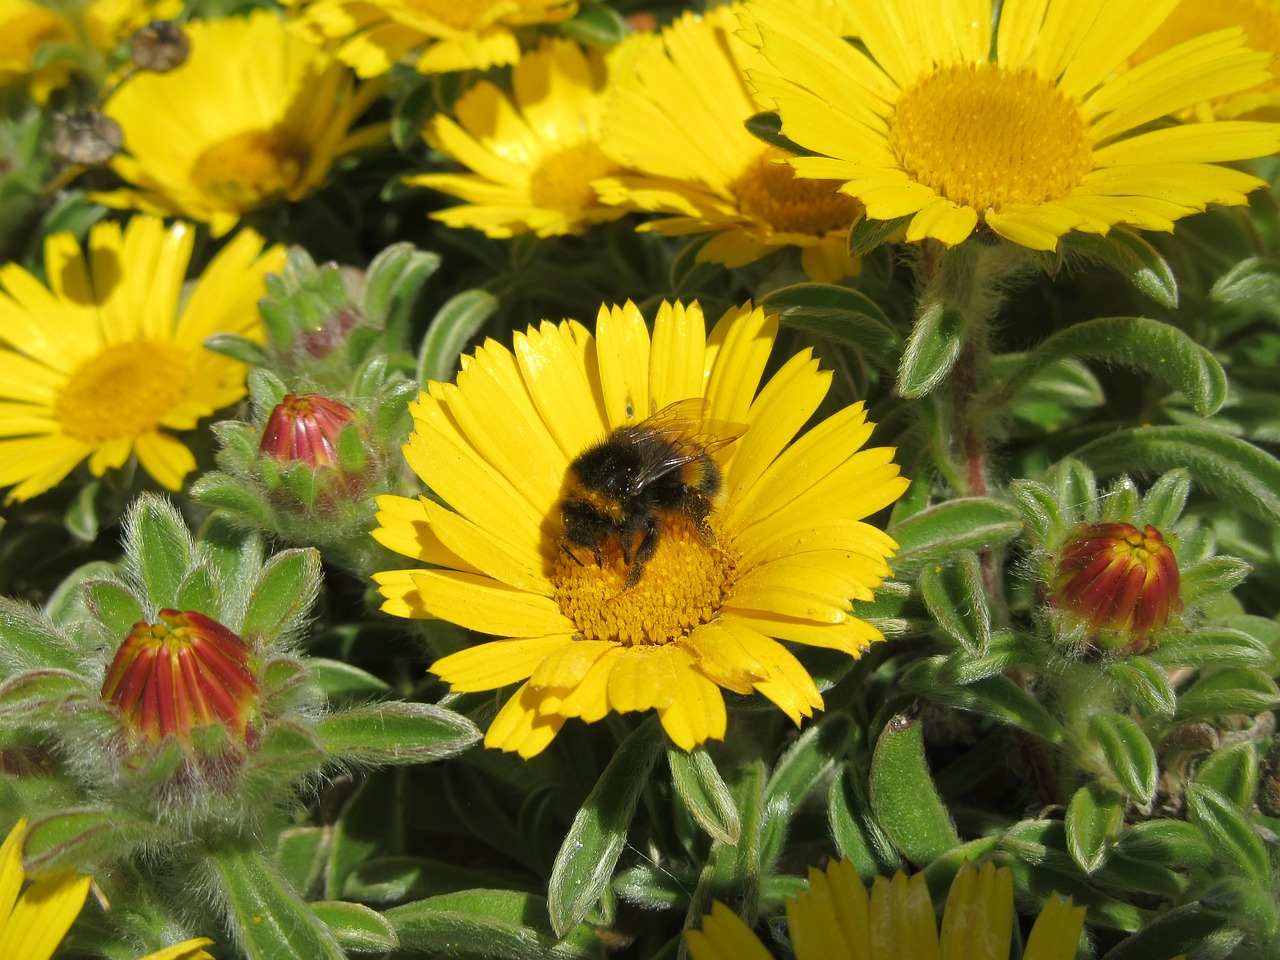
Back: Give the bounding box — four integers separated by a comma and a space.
559, 398, 748, 588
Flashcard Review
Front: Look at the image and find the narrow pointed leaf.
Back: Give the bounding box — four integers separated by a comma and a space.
418, 289, 498, 385
1089, 714, 1157, 805
667, 746, 740, 845
1184, 782, 1270, 881
1064, 228, 1178, 307
317, 702, 480, 763
888, 497, 1022, 571
312, 901, 399, 952
897, 301, 964, 398
763, 282, 901, 367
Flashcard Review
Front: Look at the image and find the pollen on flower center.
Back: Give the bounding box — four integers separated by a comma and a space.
887, 63, 1091, 213
528, 143, 619, 216
732, 147, 861, 235
552, 514, 734, 647
403, 0, 503, 29
55, 340, 192, 443
190, 128, 309, 207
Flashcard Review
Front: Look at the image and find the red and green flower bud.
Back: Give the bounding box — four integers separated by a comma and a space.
102, 610, 258, 744
260, 393, 358, 467
1052, 522, 1181, 653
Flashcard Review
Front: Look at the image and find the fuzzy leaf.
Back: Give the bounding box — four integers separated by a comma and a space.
1074, 427, 1280, 526
869, 713, 959, 864
276, 827, 329, 899
0, 599, 82, 673
548, 718, 664, 936
1193, 743, 1259, 810
763, 282, 901, 368
1176, 667, 1280, 720
1153, 628, 1273, 669
417, 289, 498, 385
1210, 256, 1280, 306
1064, 229, 1178, 307
1138, 469, 1191, 531
918, 552, 990, 654
1114, 820, 1216, 869
559, 1, 626, 45
23, 808, 153, 872
313, 901, 399, 952
743, 111, 810, 156
897, 301, 964, 398
847, 215, 911, 257
0, 670, 93, 719
1089, 714, 1157, 805
1067, 782, 1125, 873
387, 889, 602, 959
1184, 783, 1270, 882
362, 242, 440, 329
205, 332, 271, 366
1097, 904, 1230, 960
1009, 479, 1062, 547
761, 713, 856, 869
124, 495, 193, 607
888, 497, 1023, 571
1107, 659, 1177, 717
307, 658, 393, 702
242, 549, 321, 643
828, 765, 898, 876
667, 746, 740, 845
902, 668, 1066, 742
317, 702, 480, 763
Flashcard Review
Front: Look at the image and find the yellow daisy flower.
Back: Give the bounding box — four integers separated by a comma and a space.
597, 6, 863, 283
741, 0, 1280, 250
1129, 1, 1280, 120
406, 39, 632, 238
0, 215, 285, 502
94, 10, 386, 236
285, 0, 576, 77
373, 300, 908, 757
687, 860, 1093, 960
0, 819, 214, 960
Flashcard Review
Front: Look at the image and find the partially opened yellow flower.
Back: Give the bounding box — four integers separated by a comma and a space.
285, 0, 576, 77
597, 5, 862, 282
687, 860, 1089, 960
406, 39, 631, 238
95, 10, 386, 236
0, 215, 285, 502
0, 819, 214, 960
373, 300, 908, 757
742, 0, 1280, 250
1129, 1, 1280, 120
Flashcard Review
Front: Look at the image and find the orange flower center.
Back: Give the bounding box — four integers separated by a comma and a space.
731, 147, 861, 235
189, 128, 309, 209
528, 142, 619, 217
552, 514, 734, 646
55, 341, 192, 443
887, 62, 1092, 213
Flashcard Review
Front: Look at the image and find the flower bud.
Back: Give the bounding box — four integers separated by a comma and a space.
259, 393, 358, 467
1051, 522, 1181, 653
102, 610, 258, 744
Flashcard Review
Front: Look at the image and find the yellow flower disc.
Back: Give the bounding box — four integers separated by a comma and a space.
55, 341, 192, 444
189, 130, 308, 208
888, 63, 1092, 213
731, 147, 860, 235
528, 143, 621, 218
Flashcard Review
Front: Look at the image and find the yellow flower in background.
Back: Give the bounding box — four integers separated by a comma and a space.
94, 10, 386, 236
0, 215, 284, 502
0, 819, 214, 960
285, 0, 576, 77
406, 39, 632, 238
597, 5, 862, 283
1129, 1, 1280, 120
742, 0, 1280, 251
686, 860, 1091, 960
373, 300, 907, 757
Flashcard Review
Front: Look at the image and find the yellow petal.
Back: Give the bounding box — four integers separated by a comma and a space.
431, 635, 577, 691
485, 681, 566, 757
407, 569, 571, 636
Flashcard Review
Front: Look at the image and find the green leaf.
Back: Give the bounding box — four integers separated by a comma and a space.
869, 713, 959, 864
1089, 714, 1157, 805
65, 479, 101, 541
763, 282, 902, 368
242, 548, 321, 643
391, 76, 436, 150
917, 552, 990, 654
312, 901, 399, 953
0, 599, 82, 673
1153, 628, 1273, 670
559, 1, 626, 45
124, 494, 193, 607
1067, 782, 1126, 873
362, 242, 440, 330
417, 289, 499, 385
176, 564, 218, 617
828, 765, 897, 877
275, 827, 329, 899
208, 844, 347, 960
1064, 228, 1178, 307
317, 702, 480, 763
1193, 742, 1259, 810
24, 808, 154, 872
1177, 667, 1280, 720
1107, 659, 1177, 717
307, 658, 393, 702
995, 317, 1225, 416
1184, 782, 1270, 882
897, 301, 964, 398
667, 746, 740, 845
742, 111, 810, 156
847, 215, 911, 257
1002, 858, 1149, 931
548, 718, 664, 936
888, 497, 1022, 572
1114, 820, 1216, 870
1073, 426, 1280, 526
1098, 904, 1231, 960
901, 668, 1066, 743
761, 713, 856, 869
1210, 256, 1280, 307
1138, 468, 1191, 531
387, 889, 602, 959
204, 332, 271, 367
0, 670, 93, 719
1009, 478, 1062, 547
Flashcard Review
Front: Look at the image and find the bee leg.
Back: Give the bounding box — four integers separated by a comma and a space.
624, 518, 661, 589
558, 540, 586, 567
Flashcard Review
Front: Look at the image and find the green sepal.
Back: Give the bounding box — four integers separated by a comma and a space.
0, 598, 83, 672
23, 807, 155, 872
1176, 667, 1280, 720
189, 474, 273, 526
1074, 426, 1280, 526
1138, 468, 1191, 532
828, 764, 898, 877
385, 889, 603, 959
1184, 782, 1270, 882
869, 712, 959, 864
667, 746, 740, 845
1051, 458, 1099, 521
312, 901, 399, 953
1009, 478, 1062, 548
306, 658, 393, 703
242, 548, 322, 643
887, 497, 1022, 573
275, 826, 329, 899
259, 657, 311, 713
417, 289, 499, 385
762, 282, 902, 369
1107, 658, 1177, 717
1066, 782, 1125, 873
1099, 476, 1140, 523
558, 1, 627, 45
897, 300, 964, 398
847, 215, 911, 257
176, 564, 218, 618
760, 713, 856, 870
317, 702, 480, 764
123, 494, 194, 609
207, 844, 347, 960
244, 719, 327, 786
0, 670, 94, 720
742, 111, 811, 156
548, 717, 664, 936
1062, 228, 1178, 308
917, 551, 990, 654
1088, 713, 1157, 805
1193, 742, 1259, 810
